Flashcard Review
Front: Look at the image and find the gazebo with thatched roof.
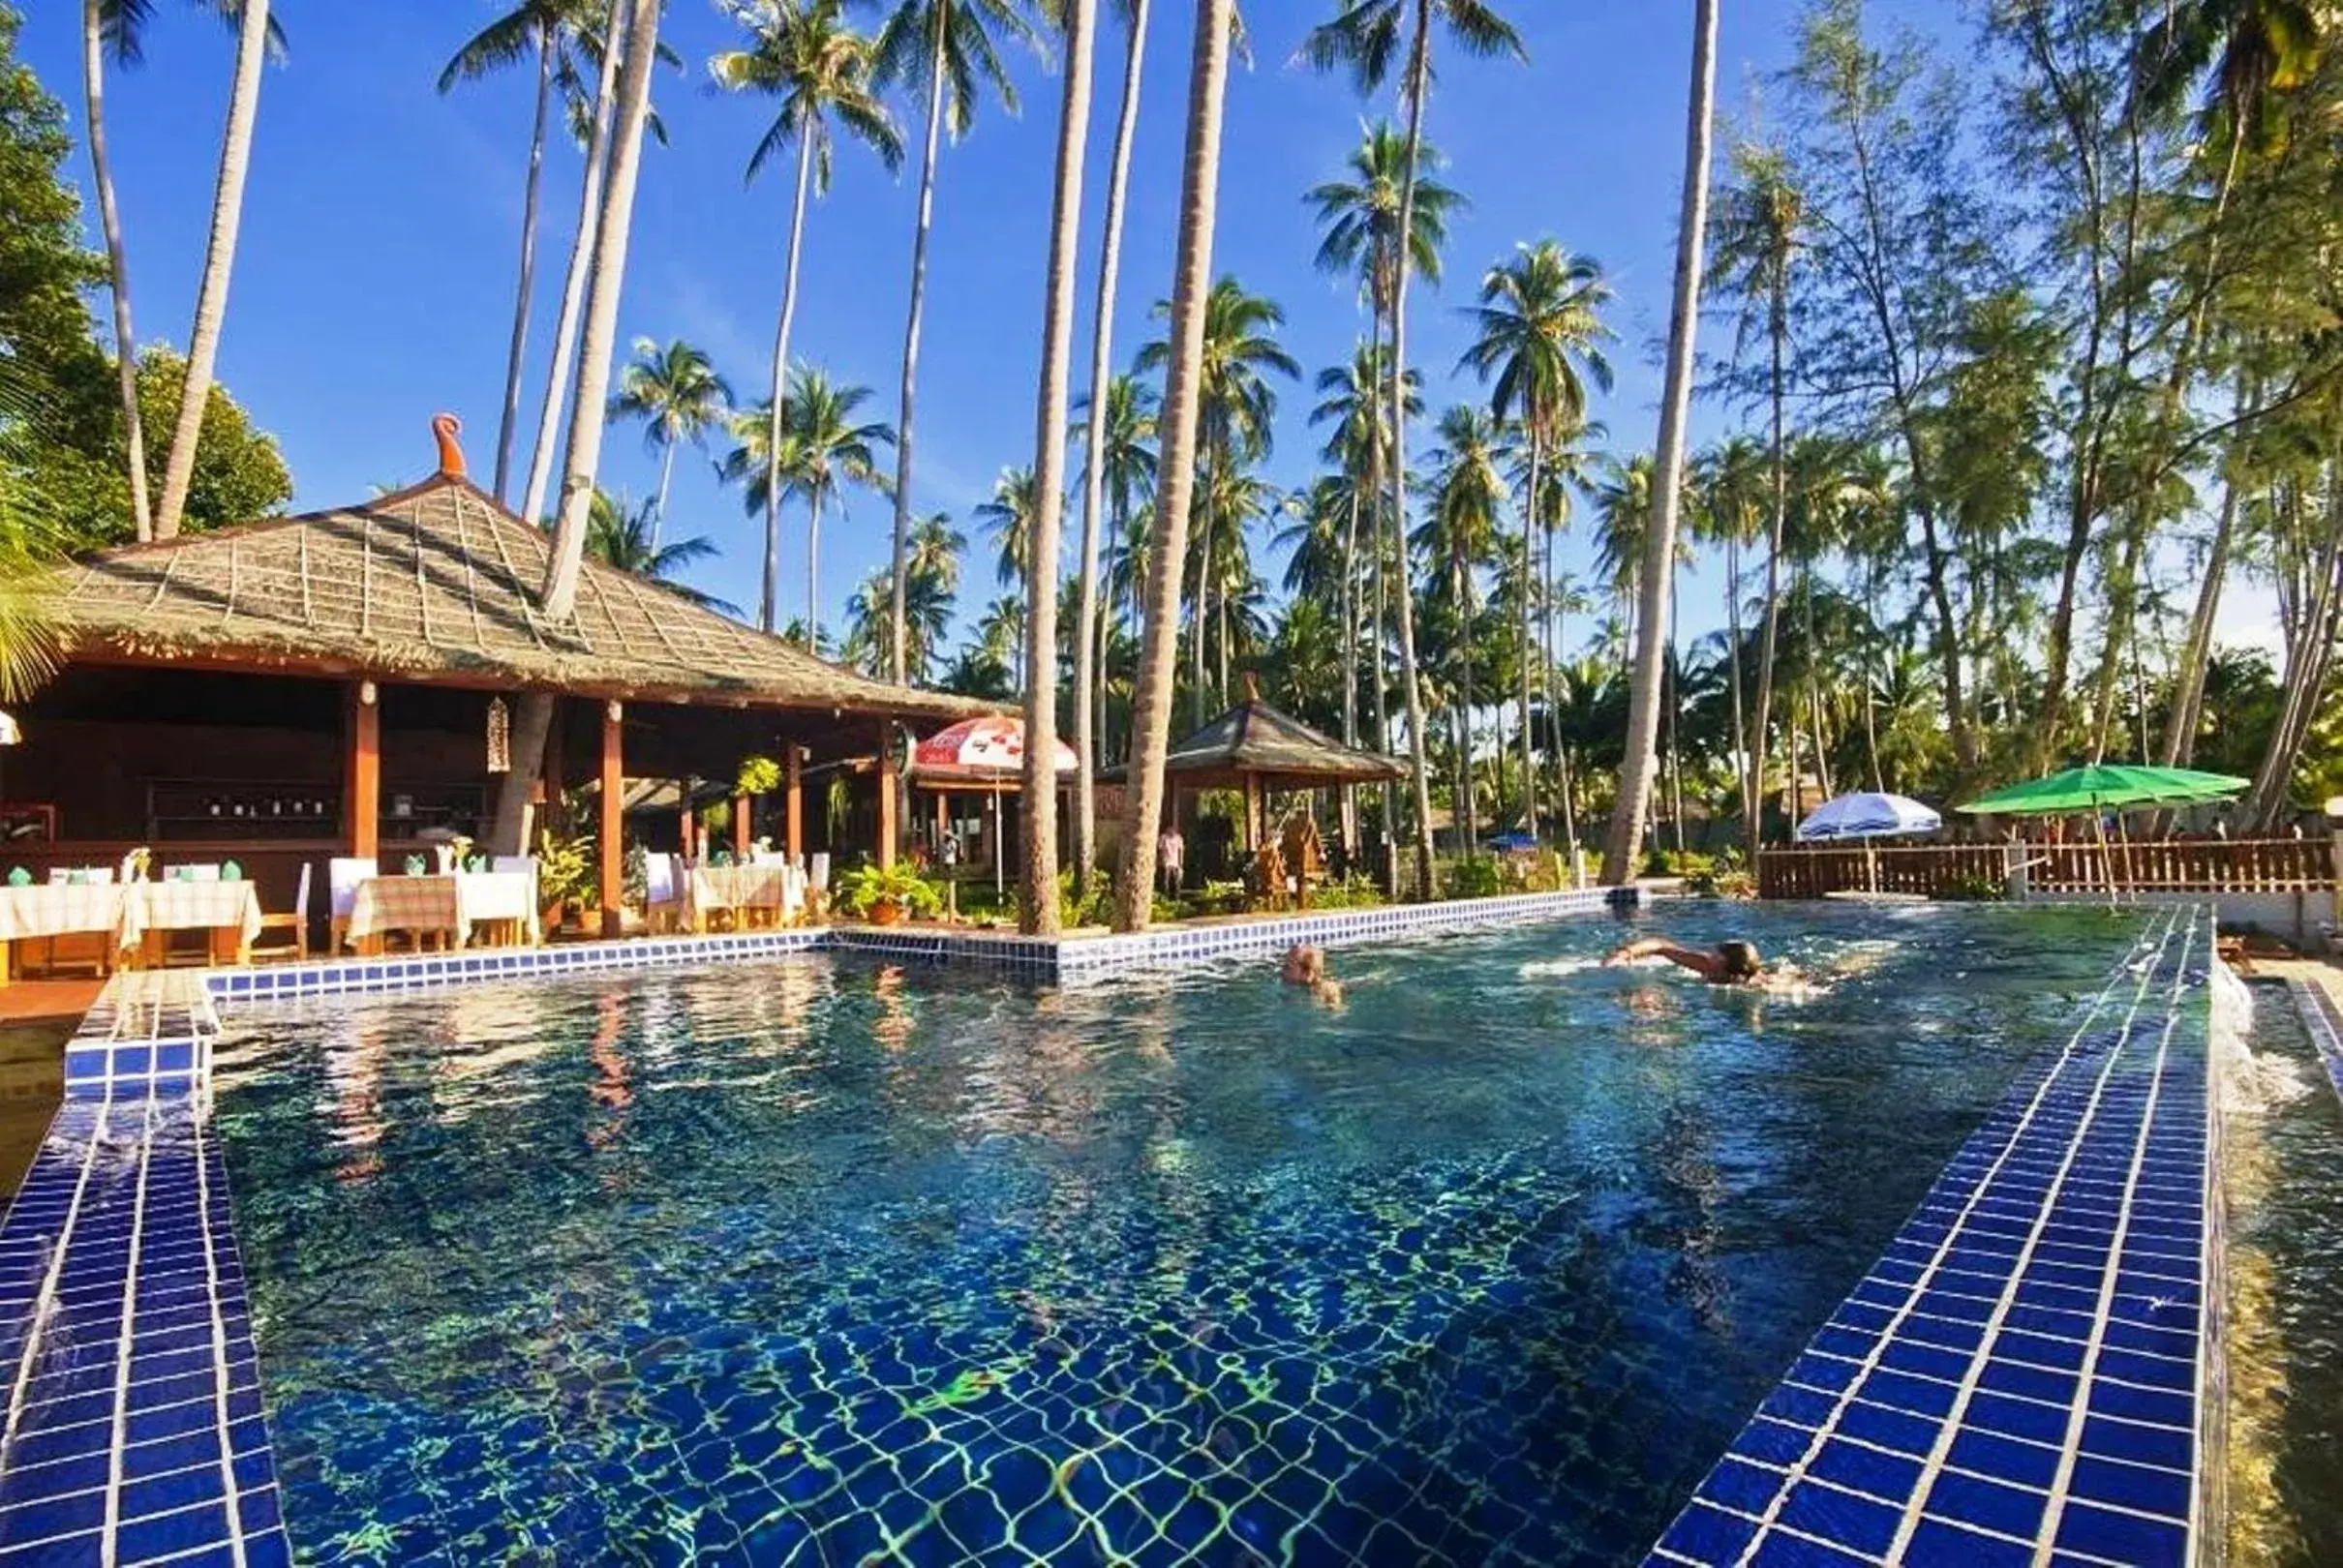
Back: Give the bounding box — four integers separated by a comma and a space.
1112, 676, 1406, 855
7, 417, 990, 940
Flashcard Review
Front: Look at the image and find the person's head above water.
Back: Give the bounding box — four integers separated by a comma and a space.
1281, 944, 1327, 985
1715, 941, 1762, 982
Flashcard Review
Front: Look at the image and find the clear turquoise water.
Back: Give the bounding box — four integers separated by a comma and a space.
215, 904, 2143, 1565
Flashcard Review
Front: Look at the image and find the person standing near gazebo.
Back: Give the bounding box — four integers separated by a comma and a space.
1158, 823, 1185, 895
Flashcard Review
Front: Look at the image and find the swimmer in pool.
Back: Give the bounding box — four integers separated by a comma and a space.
1604, 937, 1767, 985
1281, 944, 1345, 1007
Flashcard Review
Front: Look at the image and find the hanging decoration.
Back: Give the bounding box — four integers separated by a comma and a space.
486, 696, 511, 774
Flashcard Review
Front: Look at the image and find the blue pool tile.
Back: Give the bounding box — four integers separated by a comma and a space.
1905, 1515, 2034, 1567
2053, 1500, 2188, 1564
1808, 1438, 1921, 1504
1776, 1482, 1901, 1556
2068, 1454, 2191, 1520
1923, 1470, 2046, 1539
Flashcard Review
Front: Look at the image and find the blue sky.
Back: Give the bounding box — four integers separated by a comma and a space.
34, 0, 2257, 670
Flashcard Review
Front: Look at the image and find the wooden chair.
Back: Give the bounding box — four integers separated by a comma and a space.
252, 862, 311, 962
327, 857, 373, 955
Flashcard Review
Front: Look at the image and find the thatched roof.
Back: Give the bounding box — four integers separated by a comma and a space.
50, 473, 990, 723
1109, 693, 1408, 789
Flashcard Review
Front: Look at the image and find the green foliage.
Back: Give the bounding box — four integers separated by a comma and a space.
834, 860, 943, 919
735, 754, 783, 797
533, 829, 594, 911
1307, 873, 1386, 910
1934, 871, 2007, 903
1441, 856, 1504, 898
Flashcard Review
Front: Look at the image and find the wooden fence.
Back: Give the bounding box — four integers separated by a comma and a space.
1756, 837, 2334, 900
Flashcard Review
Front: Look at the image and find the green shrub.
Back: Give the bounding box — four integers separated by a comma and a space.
1442, 857, 1505, 898
735, 754, 782, 798
835, 861, 944, 919
1935, 871, 2006, 902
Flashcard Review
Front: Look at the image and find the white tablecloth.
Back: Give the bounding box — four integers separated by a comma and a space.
454, 870, 537, 944
0, 884, 126, 944
349, 873, 536, 948
121, 882, 263, 952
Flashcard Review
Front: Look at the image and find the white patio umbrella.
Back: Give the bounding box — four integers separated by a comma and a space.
1796, 791, 1942, 896
1796, 791, 1941, 842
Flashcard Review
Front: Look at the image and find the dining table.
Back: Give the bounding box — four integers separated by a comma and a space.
0, 878, 267, 980
685, 862, 792, 931
344, 870, 538, 954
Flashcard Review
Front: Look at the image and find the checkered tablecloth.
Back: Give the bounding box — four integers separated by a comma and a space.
349, 873, 537, 948
0, 884, 127, 944
688, 864, 790, 925
346, 875, 459, 945
121, 882, 263, 952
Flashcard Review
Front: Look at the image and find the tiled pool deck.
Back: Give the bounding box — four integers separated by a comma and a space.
1648, 903, 2225, 1568
0, 895, 2236, 1565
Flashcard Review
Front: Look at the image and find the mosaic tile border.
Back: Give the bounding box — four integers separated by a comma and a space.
0, 1089, 292, 1565
1647, 904, 2222, 1568
196, 886, 1644, 1005
2283, 977, 2343, 1105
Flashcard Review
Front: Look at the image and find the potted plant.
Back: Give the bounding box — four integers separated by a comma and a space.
534, 829, 593, 932
834, 862, 942, 926
736, 755, 782, 799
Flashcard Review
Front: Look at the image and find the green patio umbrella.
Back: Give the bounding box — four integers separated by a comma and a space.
1956, 765, 2247, 816
1957, 765, 2247, 903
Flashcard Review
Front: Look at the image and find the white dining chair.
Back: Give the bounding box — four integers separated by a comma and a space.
254, 862, 312, 961
642, 853, 681, 933
328, 856, 374, 953
183, 864, 222, 883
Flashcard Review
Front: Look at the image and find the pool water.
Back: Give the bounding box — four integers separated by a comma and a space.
2221, 985, 2343, 1568
215, 904, 2143, 1565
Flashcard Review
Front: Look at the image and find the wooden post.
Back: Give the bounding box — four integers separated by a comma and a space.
347, 680, 380, 863
600, 700, 624, 938
733, 794, 751, 858
678, 790, 695, 860
785, 746, 805, 862
1243, 772, 1263, 852
875, 723, 898, 868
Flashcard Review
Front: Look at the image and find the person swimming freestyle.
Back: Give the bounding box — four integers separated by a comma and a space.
1603, 936, 1767, 985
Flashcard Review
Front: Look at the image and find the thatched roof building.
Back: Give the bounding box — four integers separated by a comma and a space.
51, 472, 986, 723
1115, 687, 1407, 792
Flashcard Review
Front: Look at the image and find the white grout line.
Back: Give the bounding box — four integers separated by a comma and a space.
101, 1084, 164, 1568
188, 1105, 250, 1568
1, 1101, 117, 1460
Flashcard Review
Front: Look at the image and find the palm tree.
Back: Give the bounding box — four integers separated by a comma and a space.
1302, 0, 1523, 896
1706, 136, 1803, 859
151, 0, 285, 538
720, 367, 893, 648
1015, 0, 1099, 935
79, 0, 268, 539
1689, 437, 1767, 836
1603, 0, 1718, 885
1135, 277, 1296, 723
1078, 374, 1157, 774
712, 0, 903, 636
493, 0, 664, 858
441, 0, 601, 501
520, 0, 626, 529
581, 488, 736, 611
1111, 0, 1235, 931
977, 467, 1042, 590
873, 0, 1038, 682
1416, 405, 1507, 853
1068, 0, 1154, 889
609, 337, 732, 548
977, 594, 1028, 689
1459, 240, 1613, 843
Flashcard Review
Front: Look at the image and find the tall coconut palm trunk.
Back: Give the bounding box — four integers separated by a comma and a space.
764, 130, 817, 633
1516, 438, 1540, 840
494, 25, 555, 501
80, 0, 151, 542
521, 0, 626, 527
154, 0, 271, 539
1339, 483, 1360, 864
1603, 0, 1716, 884
2242, 470, 2343, 830
492, 0, 663, 856
888, 4, 950, 683
1748, 304, 1786, 862
1017, 0, 1097, 935
1071, 0, 1149, 888
1189, 479, 1214, 723
1384, 2, 1440, 900
1111, 0, 1232, 931
806, 489, 826, 648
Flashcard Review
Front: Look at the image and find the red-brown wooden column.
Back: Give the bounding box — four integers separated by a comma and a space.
347, 680, 380, 863
875, 723, 898, 869
733, 795, 751, 857
599, 700, 624, 937
785, 746, 805, 862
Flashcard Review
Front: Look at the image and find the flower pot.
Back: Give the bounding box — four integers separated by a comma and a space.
868, 898, 904, 927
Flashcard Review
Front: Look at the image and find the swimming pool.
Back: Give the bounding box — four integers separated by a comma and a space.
214, 904, 2145, 1564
